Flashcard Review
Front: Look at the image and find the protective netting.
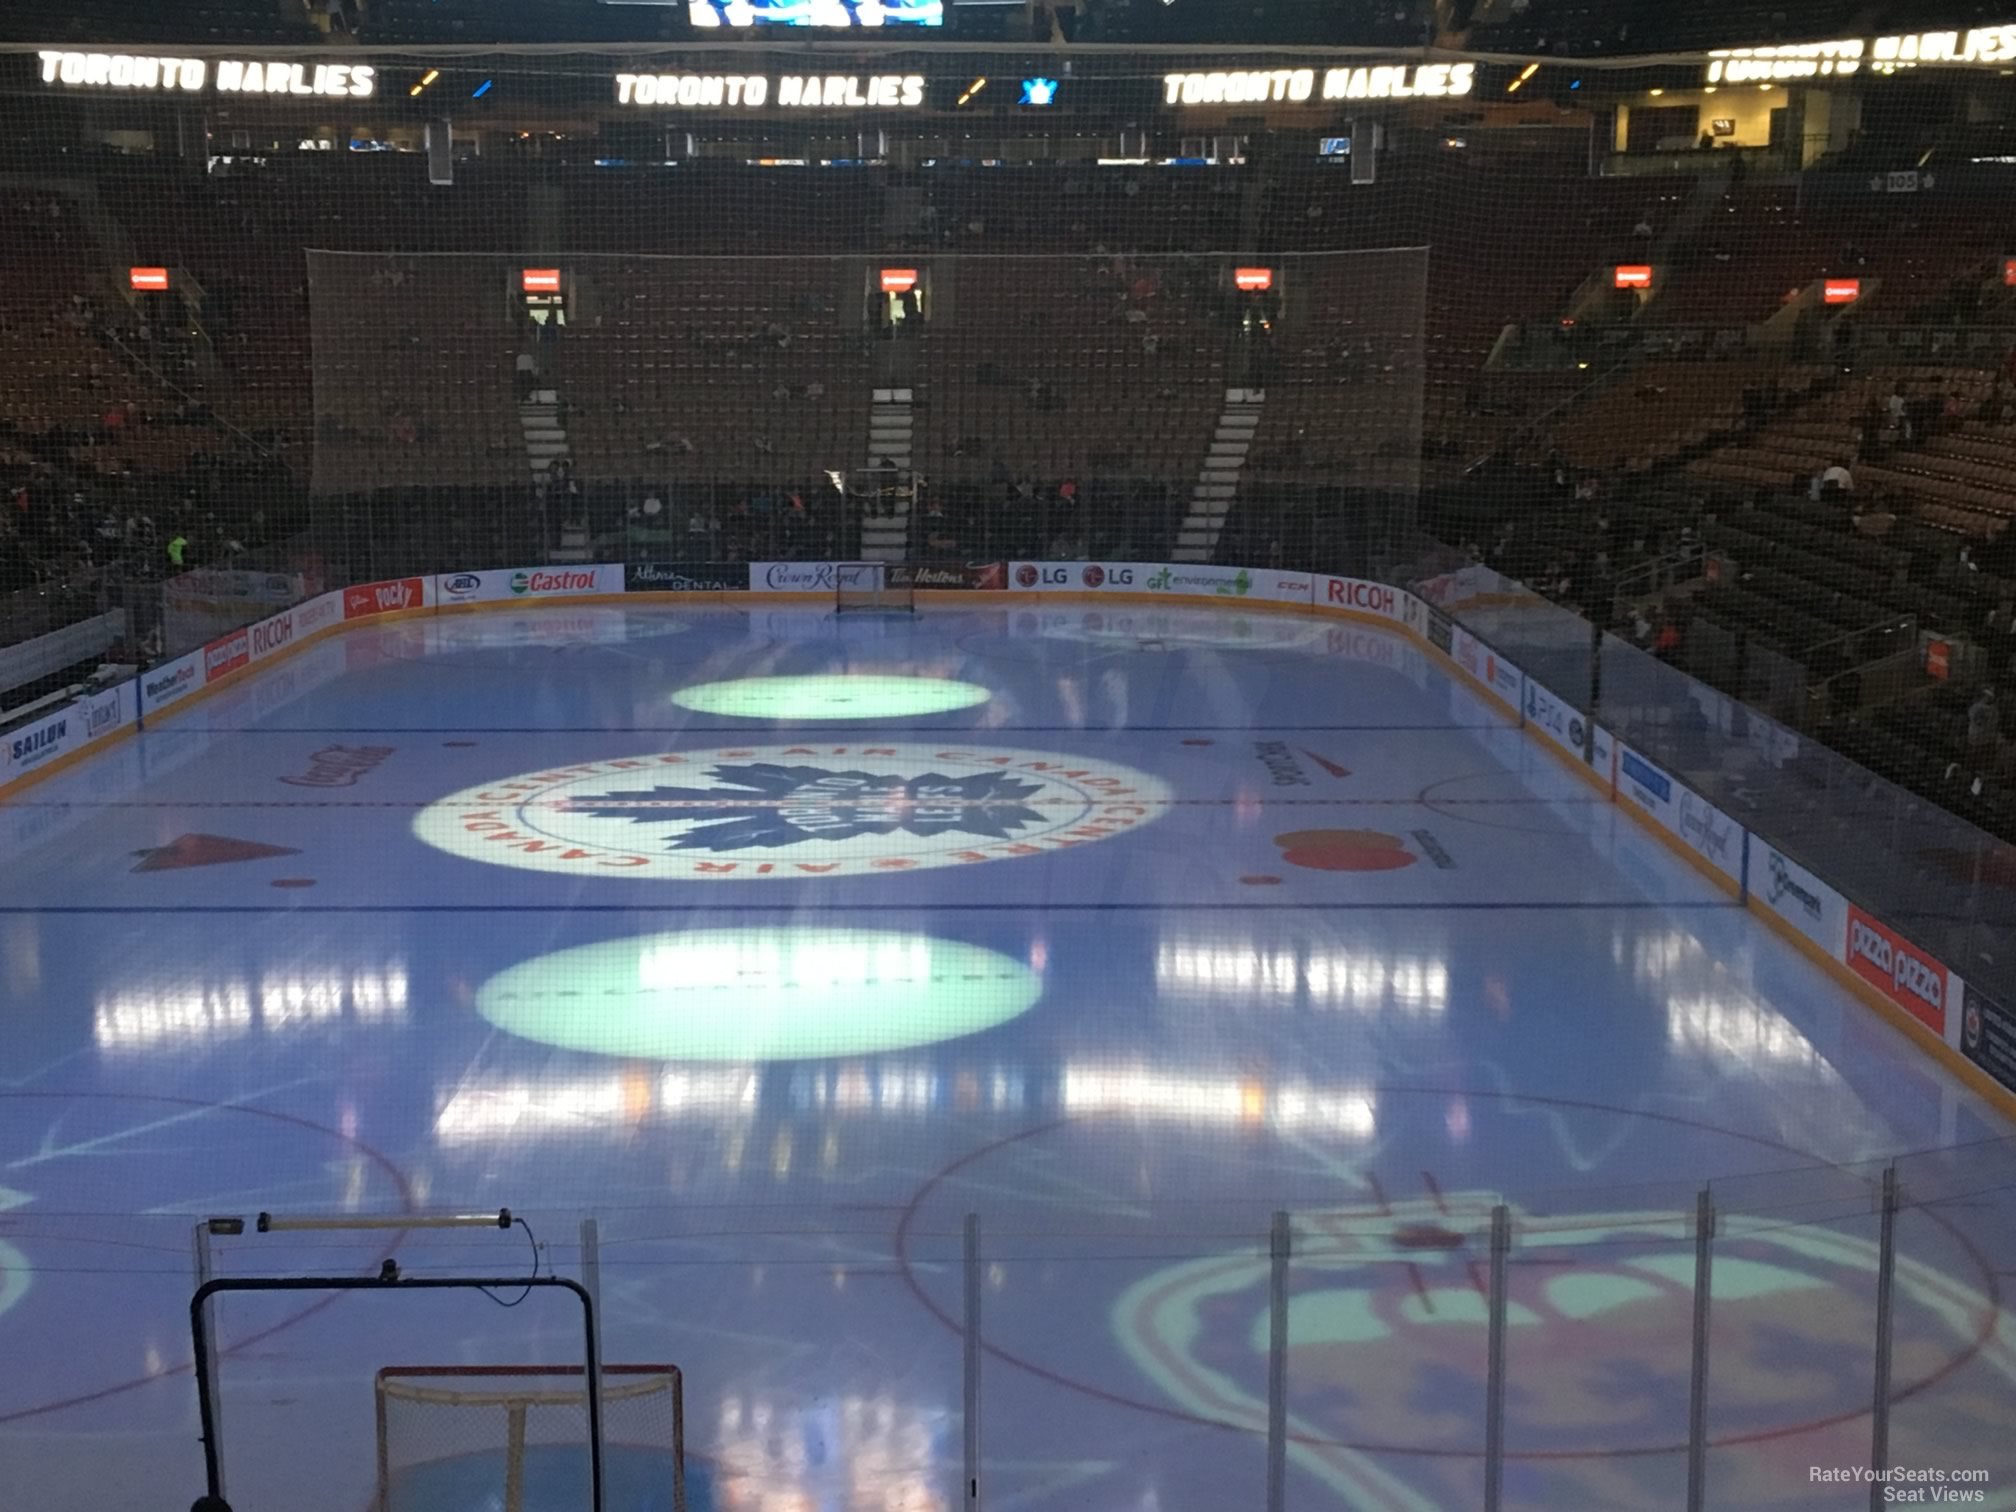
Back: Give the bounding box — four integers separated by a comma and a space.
376, 1365, 687, 1512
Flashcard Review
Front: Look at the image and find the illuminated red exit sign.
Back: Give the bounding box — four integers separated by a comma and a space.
520, 268, 561, 294
1823, 278, 1861, 305
1234, 267, 1274, 292
129, 266, 169, 292
879, 268, 919, 293
1613, 264, 1652, 289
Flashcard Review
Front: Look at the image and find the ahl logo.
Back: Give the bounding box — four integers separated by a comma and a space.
414, 744, 1170, 880
442, 573, 482, 595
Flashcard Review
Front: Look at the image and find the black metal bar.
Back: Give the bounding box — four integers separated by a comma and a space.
190, 1275, 602, 1512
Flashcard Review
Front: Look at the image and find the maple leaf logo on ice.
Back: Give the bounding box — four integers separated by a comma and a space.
560, 762, 1049, 853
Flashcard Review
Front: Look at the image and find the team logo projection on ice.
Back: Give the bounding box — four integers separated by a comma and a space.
414, 744, 1169, 878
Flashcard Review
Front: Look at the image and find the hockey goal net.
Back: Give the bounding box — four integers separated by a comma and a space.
835, 561, 916, 613
375, 1364, 686, 1512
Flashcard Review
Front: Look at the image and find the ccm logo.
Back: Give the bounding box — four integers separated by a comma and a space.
1327, 580, 1395, 614
1850, 919, 1943, 1010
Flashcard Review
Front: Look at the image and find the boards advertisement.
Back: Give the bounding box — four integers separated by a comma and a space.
1750, 844, 1849, 958
1011, 563, 1311, 604
1618, 744, 1744, 885
436, 565, 620, 604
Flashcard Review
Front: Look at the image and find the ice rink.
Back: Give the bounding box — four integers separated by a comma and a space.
1, 600, 2012, 1511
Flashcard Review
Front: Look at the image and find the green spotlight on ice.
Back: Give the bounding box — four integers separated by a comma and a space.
672, 674, 990, 720
477, 929, 1042, 1061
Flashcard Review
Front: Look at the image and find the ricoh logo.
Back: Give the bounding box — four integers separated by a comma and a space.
250, 616, 293, 657
1327, 579, 1395, 614
1850, 918, 1943, 1013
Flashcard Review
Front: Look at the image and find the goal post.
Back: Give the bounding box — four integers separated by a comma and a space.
376, 1364, 687, 1512
835, 560, 917, 613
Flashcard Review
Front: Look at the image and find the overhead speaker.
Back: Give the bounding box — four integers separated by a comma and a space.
426, 118, 453, 186
1351, 119, 1380, 184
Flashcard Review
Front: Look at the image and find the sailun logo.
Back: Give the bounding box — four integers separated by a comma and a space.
9, 719, 65, 766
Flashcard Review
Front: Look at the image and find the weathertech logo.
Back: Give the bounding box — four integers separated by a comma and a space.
414, 744, 1170, 880
144, 663, 197, 701
1847, 908, 1945, 1033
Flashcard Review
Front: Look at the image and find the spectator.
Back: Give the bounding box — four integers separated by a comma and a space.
514, 352, 538, 403
166, 531, 188, 569
1968, 687, 2000, 755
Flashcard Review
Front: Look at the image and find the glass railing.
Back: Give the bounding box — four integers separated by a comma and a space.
4, 1136, 2011, 1511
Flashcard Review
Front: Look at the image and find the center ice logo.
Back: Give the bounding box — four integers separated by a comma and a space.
566, 763, 1048, 852
413, 743, 1170, 879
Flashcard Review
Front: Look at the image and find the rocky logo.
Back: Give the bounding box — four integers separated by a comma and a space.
344, 577, 423, 619
281, 744, 395, 789
414, 744, 1170, 880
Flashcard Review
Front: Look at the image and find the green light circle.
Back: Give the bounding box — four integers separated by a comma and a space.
477, 928, 1042, 1061
671, 674, 990, 720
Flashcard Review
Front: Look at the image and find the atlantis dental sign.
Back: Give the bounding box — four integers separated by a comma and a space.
38, 52, 376, 96
615, 72, 924, 108
1706, 25, 2016, 81
1162, 64, 1473, 106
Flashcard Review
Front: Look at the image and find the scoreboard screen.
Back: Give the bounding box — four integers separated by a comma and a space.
689, 0, 943, 25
